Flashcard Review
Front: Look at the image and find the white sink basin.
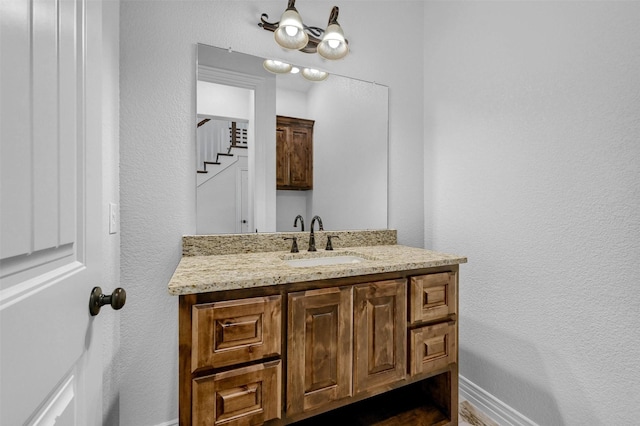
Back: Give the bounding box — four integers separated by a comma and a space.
285, 255, 366, 268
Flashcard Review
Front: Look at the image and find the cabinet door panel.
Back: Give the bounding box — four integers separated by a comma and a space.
287, 287, 353, 415
276, 116, 313, 190
276, 127, 288, 187
192, 295, 281, 371
288, 127, 312, 188
409, 272, 457, 324
354, 279, 407, 394
192, 361, 281, 426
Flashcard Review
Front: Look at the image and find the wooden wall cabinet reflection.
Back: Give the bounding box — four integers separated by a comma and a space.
276, 116, 314, 190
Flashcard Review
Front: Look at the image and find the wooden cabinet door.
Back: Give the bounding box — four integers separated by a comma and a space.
287, 286, 353, 415
276, 116, 313, 190
288, 126, 312, 189
275, 126, 288, 188
192, 360, 281, 426
353, 279, 407, 394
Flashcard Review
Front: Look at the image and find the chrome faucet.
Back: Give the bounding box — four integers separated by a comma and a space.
294, 215, 304, 232
308, 215, 324, 252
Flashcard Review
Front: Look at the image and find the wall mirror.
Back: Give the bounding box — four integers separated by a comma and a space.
196, 43, 388, 234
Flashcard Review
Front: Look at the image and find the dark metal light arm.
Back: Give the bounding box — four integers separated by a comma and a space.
327, 6, 340, 26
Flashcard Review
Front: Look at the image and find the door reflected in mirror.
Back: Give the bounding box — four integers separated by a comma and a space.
196, 115, 250, 234
196, 44, 388, 234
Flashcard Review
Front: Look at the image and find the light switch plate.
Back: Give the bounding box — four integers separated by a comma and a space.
109, 203, 118, 234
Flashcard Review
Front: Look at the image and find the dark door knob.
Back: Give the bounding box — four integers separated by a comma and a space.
89, 286, 126, 316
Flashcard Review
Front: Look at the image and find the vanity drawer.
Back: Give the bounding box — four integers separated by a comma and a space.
409, 272, 457, 324
192, 360, 281, 426
409, 321, 456, 376
192, 295, 281, 371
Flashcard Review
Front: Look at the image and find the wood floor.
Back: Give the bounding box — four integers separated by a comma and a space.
459, 400, 500, 426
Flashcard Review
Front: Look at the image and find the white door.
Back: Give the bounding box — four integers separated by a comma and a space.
239, 168, 249, 233
1, 0, 108, 424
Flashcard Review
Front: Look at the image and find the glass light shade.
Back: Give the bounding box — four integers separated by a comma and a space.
274, 9, 308, 50
263, 59, 293, 74
301, 68, 329, 82
317, 23, 349, 60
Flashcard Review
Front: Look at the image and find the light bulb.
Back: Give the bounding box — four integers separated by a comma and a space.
328, 39, 340, 49
285, 26, 298, 37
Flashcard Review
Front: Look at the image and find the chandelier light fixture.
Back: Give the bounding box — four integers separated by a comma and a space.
263, 59, 293, 74
259, 0, 349, 60
301, 67, 329, 82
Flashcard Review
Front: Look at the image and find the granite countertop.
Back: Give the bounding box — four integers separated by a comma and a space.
168, 244, 467, 296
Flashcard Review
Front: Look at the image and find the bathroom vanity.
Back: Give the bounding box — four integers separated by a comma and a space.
170, 230, 466, 425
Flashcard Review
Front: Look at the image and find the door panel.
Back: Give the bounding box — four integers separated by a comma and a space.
239, 168, 249, 233
289, 127, 311, 188
353, 279, 407, 394
0, 0, 104, 423
275, 127, 287, 187
287, 287, 353, 415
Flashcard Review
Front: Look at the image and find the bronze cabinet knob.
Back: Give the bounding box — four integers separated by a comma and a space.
89, 286, 127, 316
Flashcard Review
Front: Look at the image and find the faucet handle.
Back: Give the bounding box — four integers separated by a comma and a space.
284, 237, 299, 253
325, 235, 339, 251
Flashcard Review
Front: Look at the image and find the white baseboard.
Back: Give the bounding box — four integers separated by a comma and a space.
154, 420, 178, 426
459, 375, 539, 426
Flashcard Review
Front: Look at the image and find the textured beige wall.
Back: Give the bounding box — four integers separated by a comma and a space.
119, 1, 425, 424
424, 2, 640, 424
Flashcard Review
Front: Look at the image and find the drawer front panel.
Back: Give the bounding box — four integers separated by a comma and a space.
216, 314, 262, 350
409, 322, 456, 376
192, 361, 281, 426
409, 272, 457, 324
192, 295, 281, 371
